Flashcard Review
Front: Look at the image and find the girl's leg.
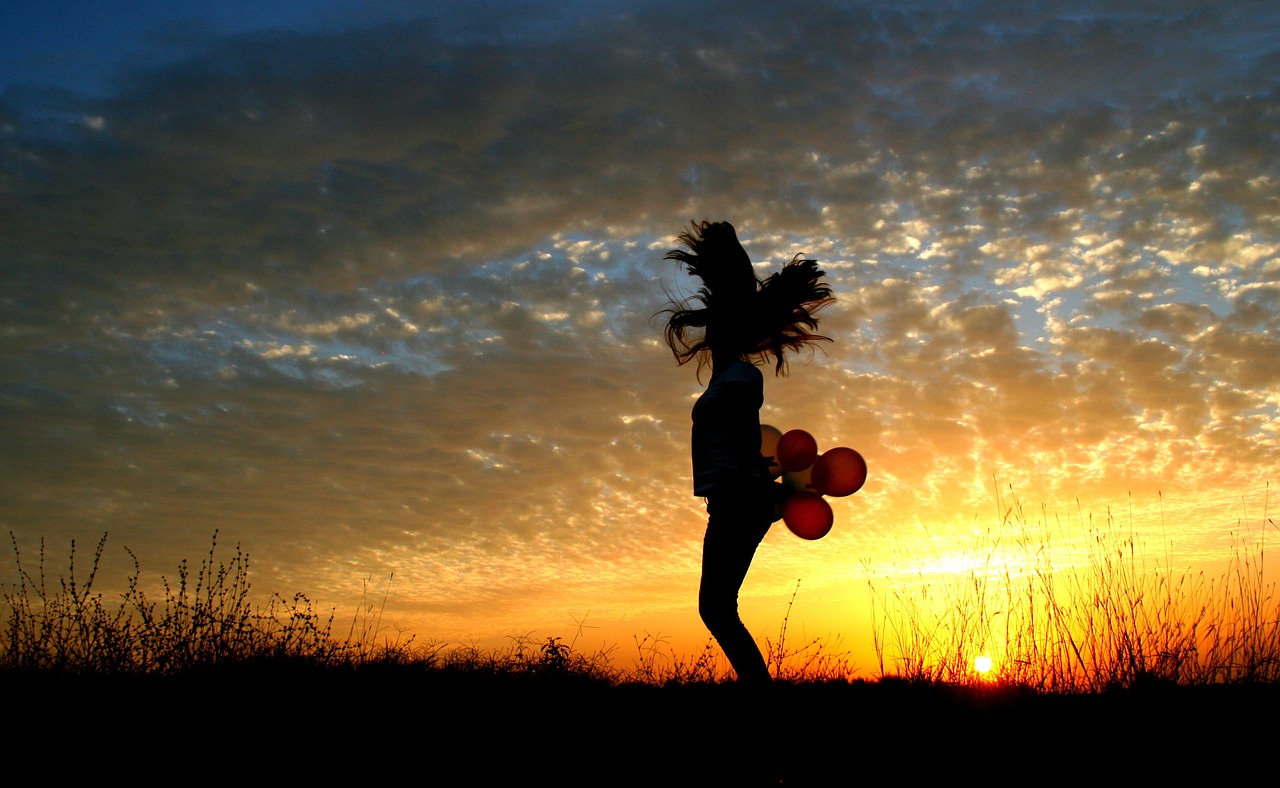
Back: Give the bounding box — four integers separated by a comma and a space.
699, 484, 773, 685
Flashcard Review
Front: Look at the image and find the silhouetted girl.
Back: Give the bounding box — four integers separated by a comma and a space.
663, 221, 832, 685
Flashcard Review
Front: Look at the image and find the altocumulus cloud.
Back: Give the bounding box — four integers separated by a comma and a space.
1, 0, 1277, 643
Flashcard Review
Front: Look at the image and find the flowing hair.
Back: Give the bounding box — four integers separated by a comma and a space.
662, 220, 833, 374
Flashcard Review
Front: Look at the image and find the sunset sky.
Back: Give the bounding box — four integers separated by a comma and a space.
3, 1, 1277, 672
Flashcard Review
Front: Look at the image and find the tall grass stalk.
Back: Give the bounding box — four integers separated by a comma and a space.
631, 632, 723, 685
867, 487, 1280, 690
766, 580, 857, 682
1, 530, 619, 681
2, 531, 371, 674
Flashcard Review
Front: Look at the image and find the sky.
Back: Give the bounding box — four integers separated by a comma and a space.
2, 0, 1278, 672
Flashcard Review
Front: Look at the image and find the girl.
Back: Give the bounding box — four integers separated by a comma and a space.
662, 220, 833, 684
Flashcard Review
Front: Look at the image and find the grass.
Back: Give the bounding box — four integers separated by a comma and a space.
629, 582, 857, 685
3, 530, 350, 674
765, 580, 858, 682
4, 513, 1279, 783
0, 528, 849, 685
867, 486, 1280, 690
4, 486, 1278, 691
0, 529, 629, 683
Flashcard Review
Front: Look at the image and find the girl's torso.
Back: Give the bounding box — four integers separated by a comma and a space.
691, 359, 764, 496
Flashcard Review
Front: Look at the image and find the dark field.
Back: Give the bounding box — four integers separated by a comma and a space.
5, 531, 1277, 784
5, 664, 1272, 784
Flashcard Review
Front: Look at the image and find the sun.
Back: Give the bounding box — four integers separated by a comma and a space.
973, 655, 993, 674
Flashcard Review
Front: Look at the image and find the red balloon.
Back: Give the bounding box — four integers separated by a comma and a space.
776, 429, 818, 472
811, 447, 867, 497
782, 492, 833, 540
759, 424, 783, 479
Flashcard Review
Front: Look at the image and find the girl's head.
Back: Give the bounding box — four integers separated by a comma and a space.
662, 220, 834, 374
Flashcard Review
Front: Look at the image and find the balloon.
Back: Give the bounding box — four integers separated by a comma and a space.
782, 492, 833, 540
760, 424, 783, 479
811, 447, 867, 497
776, 429, 818, 472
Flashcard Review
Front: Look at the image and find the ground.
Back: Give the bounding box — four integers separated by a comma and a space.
5, 668, 1272, 784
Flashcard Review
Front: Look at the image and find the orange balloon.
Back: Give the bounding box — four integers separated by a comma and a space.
782, 492, 833, 540
811, 447, 867, 497
760, 424, 783, 479
776, 429, 818, 472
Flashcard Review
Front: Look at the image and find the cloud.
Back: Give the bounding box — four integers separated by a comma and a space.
1, 0, 1277, 647
3, 2, 1269, 302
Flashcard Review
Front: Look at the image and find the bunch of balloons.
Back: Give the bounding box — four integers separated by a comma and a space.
761, 425, 867, 541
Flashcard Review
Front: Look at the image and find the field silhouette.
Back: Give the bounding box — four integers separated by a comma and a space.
4, 515, 1277, 783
